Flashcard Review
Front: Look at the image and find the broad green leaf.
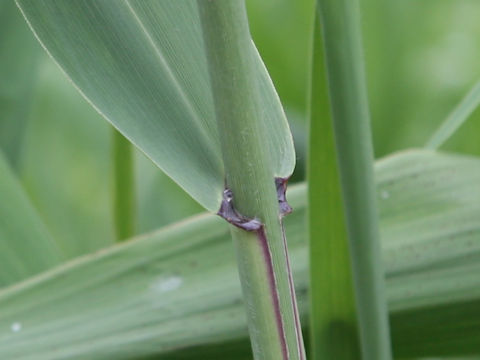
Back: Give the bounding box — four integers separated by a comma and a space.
0, 0, 39, 167
1, 150, 479, 359
0, 152, 63, 287
16, 0, 295, 212
426, 81, 480, 150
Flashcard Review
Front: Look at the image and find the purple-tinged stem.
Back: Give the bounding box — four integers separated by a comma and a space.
199, 1, 305, 358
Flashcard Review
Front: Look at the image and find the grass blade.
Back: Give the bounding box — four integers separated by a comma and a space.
315, 0, 392, 357
426, 81, 480, 150
0, 152, 63, 287
0, 150, 479, 359
112, 128, 135, 241
307, 6, 359, 359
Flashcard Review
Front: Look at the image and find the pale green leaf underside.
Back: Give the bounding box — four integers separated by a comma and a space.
16, 0, 295, 212
0, 153, 63, 288
1, 150, 479, 359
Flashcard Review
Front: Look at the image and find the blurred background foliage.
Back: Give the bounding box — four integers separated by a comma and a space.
247, 0, 480, 158
1, 0, 480, 257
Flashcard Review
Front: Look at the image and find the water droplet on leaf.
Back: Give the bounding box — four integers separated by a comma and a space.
11, 322, 21, 333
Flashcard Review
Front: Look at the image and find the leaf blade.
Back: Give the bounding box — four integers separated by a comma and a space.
16, 0, 295, 211
1, 150, 479, 359
315, 0, 392, 357
307, 6, 359, 360
0, 152, 64, 287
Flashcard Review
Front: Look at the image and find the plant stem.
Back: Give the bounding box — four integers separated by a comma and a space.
307, 5, 360, 360
315, 0, 393, 358
198, 1, 305, 359
111, 128, 135, 242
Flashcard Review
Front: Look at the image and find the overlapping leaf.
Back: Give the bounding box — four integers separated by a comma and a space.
16, 0, 295, 212
1, 150, 479, 359
0, 152, 63, 287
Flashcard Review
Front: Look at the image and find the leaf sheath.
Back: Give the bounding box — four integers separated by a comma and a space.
198, 1, 304, 358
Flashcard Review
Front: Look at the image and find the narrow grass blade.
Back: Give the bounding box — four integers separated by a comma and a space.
16, 0, 295, 212
1, 150, 479, 359
426, 81, 480, 150
112, 128, 135, 241
316, 0, 392, 357
0, 152, 64, 287
307, 6, 359, 359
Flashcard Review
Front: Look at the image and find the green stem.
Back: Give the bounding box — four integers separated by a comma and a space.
315, 0, 392, 358
307, 6, 360, 360
198, 1, 305, 359
111, 128, 135, 242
